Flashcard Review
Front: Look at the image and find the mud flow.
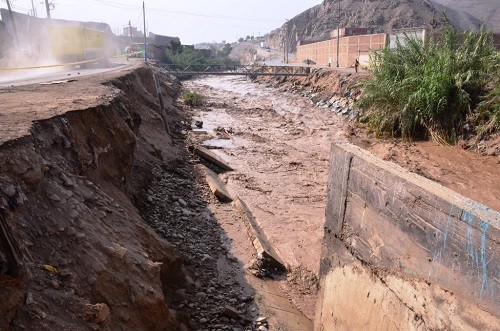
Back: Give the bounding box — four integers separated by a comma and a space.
183, 73, 499, 329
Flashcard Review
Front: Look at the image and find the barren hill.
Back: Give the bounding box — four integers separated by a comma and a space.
434, 0, 500, 32
267, 0, 485, 52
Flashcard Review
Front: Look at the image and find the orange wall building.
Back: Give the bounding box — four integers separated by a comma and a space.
296, 33, 388, 68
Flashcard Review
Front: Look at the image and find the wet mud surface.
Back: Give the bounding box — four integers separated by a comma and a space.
184, 74, 500, 321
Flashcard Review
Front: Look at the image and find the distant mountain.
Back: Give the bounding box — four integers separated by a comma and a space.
433, 0, 500, 32
267, 0, 486, 52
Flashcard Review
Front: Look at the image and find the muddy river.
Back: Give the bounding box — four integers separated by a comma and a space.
184, 74, 500, 326
185, 75, 349, 320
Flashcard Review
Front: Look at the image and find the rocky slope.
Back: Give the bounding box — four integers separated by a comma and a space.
434, 0, 500, 32
267, 0, 484, 52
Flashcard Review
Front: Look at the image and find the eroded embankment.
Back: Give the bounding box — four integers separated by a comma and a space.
0, 67, 188, 330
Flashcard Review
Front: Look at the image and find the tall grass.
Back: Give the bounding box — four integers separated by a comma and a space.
357, 27, 499, 144
473, 51, 500, 139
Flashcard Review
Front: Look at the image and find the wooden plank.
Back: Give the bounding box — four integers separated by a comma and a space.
191, 146, 233, 171
233, 197, 286, 271
198, 165, 233, 203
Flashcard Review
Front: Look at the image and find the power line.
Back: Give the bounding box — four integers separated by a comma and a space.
69, 0, 284, 22
150, 8, 283, 23
160, 13, 273, 30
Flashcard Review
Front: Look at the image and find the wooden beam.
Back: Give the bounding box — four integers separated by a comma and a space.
198, 165, 233, 203
190, 146, 233, 172
233, 197, 286, 271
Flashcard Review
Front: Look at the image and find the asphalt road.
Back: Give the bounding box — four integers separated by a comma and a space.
0, 60, 134, 88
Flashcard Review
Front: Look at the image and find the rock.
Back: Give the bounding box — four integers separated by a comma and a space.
15, 192, 28, 205
84, 303, 110, 324
195, 292, 207, 300
68, 209, 79, 219
66, 227, 77, 237
49, 194, 61, 202
222, 305, 241, 320
256, 316, 268, 324
257, 326, 268, 331
76, 232, 86, 240
102, 245, 116, 255
25, 292, 34, 305
178, 198, 188, 207
195, 120, 204, 128
87, 276, 97, 285
59, 269, 72, 278
1, 184, 16, 197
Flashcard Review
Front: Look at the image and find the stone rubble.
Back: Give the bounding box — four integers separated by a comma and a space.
139, 158, 257, 330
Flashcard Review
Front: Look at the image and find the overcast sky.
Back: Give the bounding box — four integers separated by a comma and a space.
2, 0, 321, 44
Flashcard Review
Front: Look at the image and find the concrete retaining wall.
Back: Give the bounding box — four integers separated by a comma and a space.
316, 143, 499, 330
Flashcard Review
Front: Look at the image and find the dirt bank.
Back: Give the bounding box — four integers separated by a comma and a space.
0, 65, 271, 330
0, 65, 188, 330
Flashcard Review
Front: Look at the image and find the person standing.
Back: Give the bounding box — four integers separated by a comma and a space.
354, 59, 359, 73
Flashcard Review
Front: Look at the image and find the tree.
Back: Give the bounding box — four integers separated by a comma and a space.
165, 46, 207, 66
219, 43, 232, 57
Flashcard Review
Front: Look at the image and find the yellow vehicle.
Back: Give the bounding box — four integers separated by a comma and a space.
48, 24, 107, 67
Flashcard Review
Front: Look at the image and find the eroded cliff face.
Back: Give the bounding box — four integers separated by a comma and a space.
266, 0, 481, 52
0, 67, 187, 330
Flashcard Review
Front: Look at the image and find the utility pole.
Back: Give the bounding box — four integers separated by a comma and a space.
143, 1, 147, 63
336, 0, 340, 67
5, 0, 20, 48
31, 0, 37, 17
44, 0, 51, 18
129, 20, 133, 43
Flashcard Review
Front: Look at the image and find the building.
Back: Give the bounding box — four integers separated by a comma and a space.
296, 27, 426, 68
149, 33, 181, 61
330, 27, 378, 38
123, 25, 141, 38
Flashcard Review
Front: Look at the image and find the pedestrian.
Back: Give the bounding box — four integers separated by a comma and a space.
354, 59, 359, 73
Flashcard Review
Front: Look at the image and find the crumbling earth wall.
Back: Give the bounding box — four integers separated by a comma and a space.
0, 67, 188, 330
316, 143, 499, 330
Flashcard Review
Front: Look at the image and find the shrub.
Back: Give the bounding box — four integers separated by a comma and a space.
356, 26, 498, 144
473, 51, 500, 138
183, 91, 203, 107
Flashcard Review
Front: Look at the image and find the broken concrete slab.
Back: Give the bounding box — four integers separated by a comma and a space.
198, 165, 233, 203
233, 197, 286, 271
190, 146, 233, 171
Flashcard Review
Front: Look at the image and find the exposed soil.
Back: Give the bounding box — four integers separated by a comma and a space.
0, 63, 498, 330
0, 64, 189, 330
